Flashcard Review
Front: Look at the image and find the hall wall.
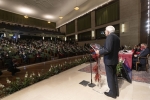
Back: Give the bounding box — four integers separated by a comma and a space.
59, 0, 141, 47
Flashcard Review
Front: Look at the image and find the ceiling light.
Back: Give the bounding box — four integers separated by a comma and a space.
74, 6, 79, 10
59, 9, 63, 19
44, 15, 54, 19
59, 16, 63, 19
18, 7, 34, 14
0, 0, 3, 5
24, 15, 28, 18
48, 21, 51, 23
74, 0, 79, 11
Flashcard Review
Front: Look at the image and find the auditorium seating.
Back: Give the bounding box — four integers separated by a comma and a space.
0, 38, 90, 70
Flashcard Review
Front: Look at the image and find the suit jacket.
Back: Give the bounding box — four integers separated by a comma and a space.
99, 33, 120, 65
138, 48, 149, 57
137, 47, 150, 65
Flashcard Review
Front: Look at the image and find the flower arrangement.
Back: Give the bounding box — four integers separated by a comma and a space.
116, 58, 123, 77
124, 45, 131, 50
0, 55, 90, 98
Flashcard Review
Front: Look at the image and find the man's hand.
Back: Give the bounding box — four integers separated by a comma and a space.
95, 49, 100, 55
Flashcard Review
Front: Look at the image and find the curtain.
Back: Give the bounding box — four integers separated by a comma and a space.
66, 21, 75, 34
0, 9, 56, 29
78, 31, 91, 41
95, 0, 119, 26
77, 14, 91, 31
67, 35, 75, 41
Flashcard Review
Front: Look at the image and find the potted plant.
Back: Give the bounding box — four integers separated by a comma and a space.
116, 60, 123, 77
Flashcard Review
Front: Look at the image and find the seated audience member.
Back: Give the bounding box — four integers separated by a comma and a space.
4, 53, 20, 75
21, 52, 28, 64
132, 44, 141, 54
132, 43, 150, 70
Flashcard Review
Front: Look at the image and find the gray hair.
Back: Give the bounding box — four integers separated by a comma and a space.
106, 25, 115, 33
141, 43, 147, 47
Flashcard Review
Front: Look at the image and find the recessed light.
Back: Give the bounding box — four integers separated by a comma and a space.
18, 7, 34, 14
74, 6, 79, 10
24, 15, 28, 18
44, 15, 54, 19
59, 16, 63, 19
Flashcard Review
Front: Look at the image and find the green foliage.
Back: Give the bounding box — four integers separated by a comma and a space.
22, 75, 33, 88
116, 61, 123, 76
54, 65, 60, 74
0, 55, 90, 98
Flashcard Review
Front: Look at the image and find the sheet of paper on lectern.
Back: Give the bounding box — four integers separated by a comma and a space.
90, 43, 101, 52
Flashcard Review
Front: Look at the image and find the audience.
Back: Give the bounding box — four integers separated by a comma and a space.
0, 38, 91, 76
0, 38, 149, 75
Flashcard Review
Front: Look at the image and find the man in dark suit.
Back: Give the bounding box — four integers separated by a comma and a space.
132, 43, 149, 70
95, 26, 120, 99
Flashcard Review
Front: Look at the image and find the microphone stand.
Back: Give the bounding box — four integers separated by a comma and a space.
88, 54, 96, 87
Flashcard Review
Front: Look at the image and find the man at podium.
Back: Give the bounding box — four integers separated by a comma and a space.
95, 25, 120, 99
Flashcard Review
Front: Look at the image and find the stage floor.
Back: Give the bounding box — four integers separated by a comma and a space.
1, 62, 150, 100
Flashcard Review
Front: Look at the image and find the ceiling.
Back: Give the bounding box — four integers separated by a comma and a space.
0, 0, 111, 28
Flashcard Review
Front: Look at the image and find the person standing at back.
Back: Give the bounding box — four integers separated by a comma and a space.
95, 25, 120, 99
